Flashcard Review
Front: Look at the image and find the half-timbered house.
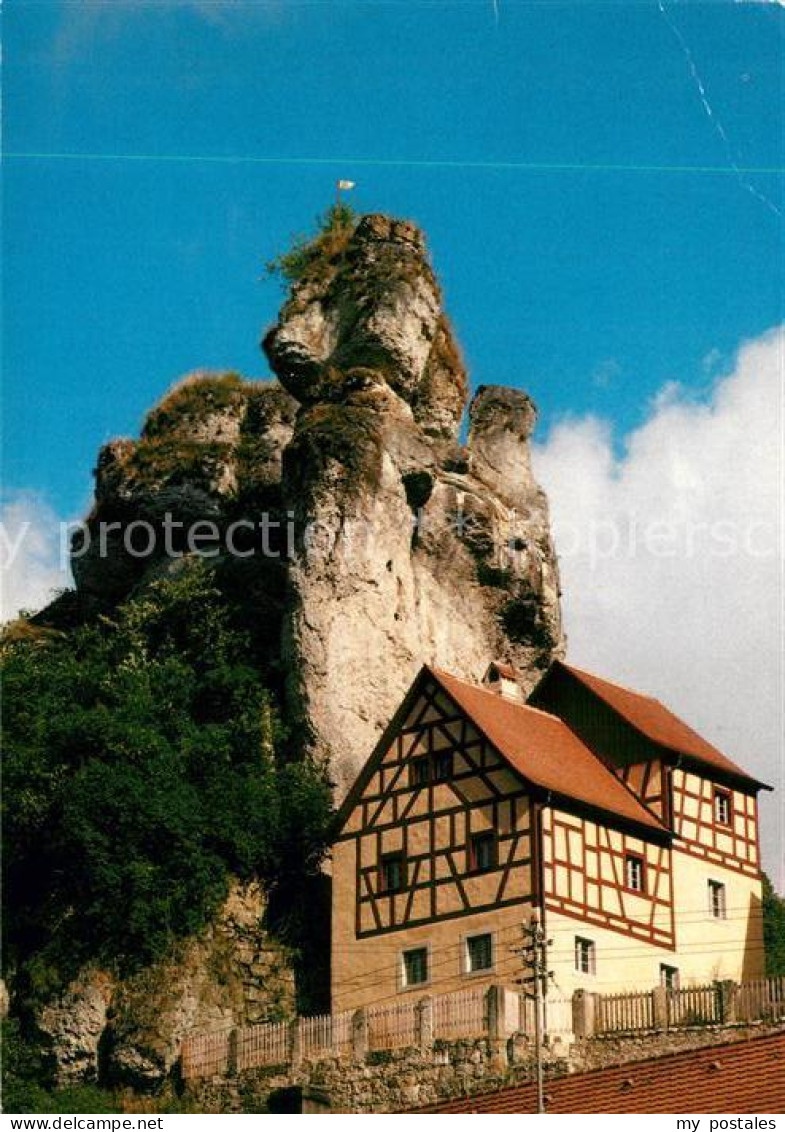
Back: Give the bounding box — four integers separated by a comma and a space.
331, 662, 768, 1013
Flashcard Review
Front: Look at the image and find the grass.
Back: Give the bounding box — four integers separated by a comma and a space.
142, 372, 247, 440
266, 204, 357, 287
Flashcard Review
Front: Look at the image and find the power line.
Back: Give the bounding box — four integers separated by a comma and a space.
4, 151, 783, 177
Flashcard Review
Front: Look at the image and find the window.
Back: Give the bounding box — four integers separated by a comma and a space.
402, 947, 428, 987
465, 933, 493, 974
708, 879, 727, 919
381, 853, 405, 893
660, 964, 680, 990
411, 756, 430, 787
625, 853, 645, 893
469, 832, 496, 873
714, 789, 732, 826
575, 937, 596, 974
433, 752, 454, 781
410, 752, 454, 786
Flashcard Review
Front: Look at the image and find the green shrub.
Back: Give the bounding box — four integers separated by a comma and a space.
1, 562, 332, 993
266, 203, 356, 285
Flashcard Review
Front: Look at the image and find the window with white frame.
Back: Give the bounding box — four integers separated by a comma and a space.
401, 947, 428, 987
660, 963, 679, 990
574, 936, 596, 975
714, 789, 731, 826
465, 932, 493, 974
708, 879, 727, 919
625, 853, 645, 892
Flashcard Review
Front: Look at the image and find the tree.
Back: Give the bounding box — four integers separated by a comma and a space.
2, 562, 332, 997
762, 873, 785, 976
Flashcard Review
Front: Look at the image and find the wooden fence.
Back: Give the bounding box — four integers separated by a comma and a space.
181, 975, 785, 1079
180, 1027, 231, 1079
432, 986, 487, 1040
736, 976, 785, 1023
596, 989, 656, 1034
367, 1000, 418, 1051
667, 984, 721, 1027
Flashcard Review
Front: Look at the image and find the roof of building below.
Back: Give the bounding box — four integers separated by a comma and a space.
412, 1030, 785, 1113
556, 662, 766, 789
430, 667, 668, 838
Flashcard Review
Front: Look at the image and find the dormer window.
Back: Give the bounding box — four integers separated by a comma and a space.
714, 789, 732, 827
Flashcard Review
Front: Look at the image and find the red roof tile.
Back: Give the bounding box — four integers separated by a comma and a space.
414, 1031, 785, 1113
559, 663, 766, 788
430, 667, 668, 838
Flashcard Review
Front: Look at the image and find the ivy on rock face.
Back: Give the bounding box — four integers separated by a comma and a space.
1, 562, 332, 997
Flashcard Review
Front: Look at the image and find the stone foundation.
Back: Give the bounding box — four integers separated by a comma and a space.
183, 1021, 785, 1113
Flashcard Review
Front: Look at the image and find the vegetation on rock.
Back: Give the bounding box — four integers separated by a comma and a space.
142, 372, 248, 440
265, 203, 357, 285
2, 562, 333, 1002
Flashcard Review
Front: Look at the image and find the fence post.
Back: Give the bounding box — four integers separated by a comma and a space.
486, 985, 518, 1041
653, 986, 668, 1030
572, 989, 596, 1038
415, 996, 434, 1048
227, 1027, 239, 1076
717, 980, 738, 1024
289, 1018, 303, 1068
351, 1007, 369, 1061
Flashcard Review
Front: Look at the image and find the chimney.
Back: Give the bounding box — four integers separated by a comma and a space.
482, 661, 523, 702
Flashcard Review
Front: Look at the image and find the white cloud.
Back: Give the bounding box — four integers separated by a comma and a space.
0, 493, 72, 623
533, 325, 785, 887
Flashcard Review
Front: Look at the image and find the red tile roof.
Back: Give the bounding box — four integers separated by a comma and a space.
430, 667, 668, 838
413, 1031, 785, 1113
558, 662, 766, 789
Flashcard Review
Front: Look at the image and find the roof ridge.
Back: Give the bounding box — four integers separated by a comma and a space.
428, 665, 571, 725
428, 665, 670, 838
562, 660, 660, 703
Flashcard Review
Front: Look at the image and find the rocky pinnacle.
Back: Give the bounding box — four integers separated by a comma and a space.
264, 214, 564, 795
60, 213, 564, 799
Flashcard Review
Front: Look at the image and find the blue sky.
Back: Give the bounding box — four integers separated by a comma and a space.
4, 0, 783, 516
2, 1, 784, 880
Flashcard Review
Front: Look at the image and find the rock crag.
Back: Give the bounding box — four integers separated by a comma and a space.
23, 212, 565, 1091
264, 214, 563, 794
48, 212, 563, 798
33, 882, 295, 1091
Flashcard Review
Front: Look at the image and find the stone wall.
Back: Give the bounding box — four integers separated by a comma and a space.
183, 1021, 785, 1114
184, 1036, 553, 1114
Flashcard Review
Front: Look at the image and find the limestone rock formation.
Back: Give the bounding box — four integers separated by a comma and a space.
68, 373, 297, 611
34, 882, 295, 1091
264, 214, 564, 794
24, 212, 565, 1091
53, 212, 563, 797
36, 970, 115, 1086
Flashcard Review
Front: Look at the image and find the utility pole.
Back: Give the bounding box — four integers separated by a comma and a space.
515, 911, 552, 1114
